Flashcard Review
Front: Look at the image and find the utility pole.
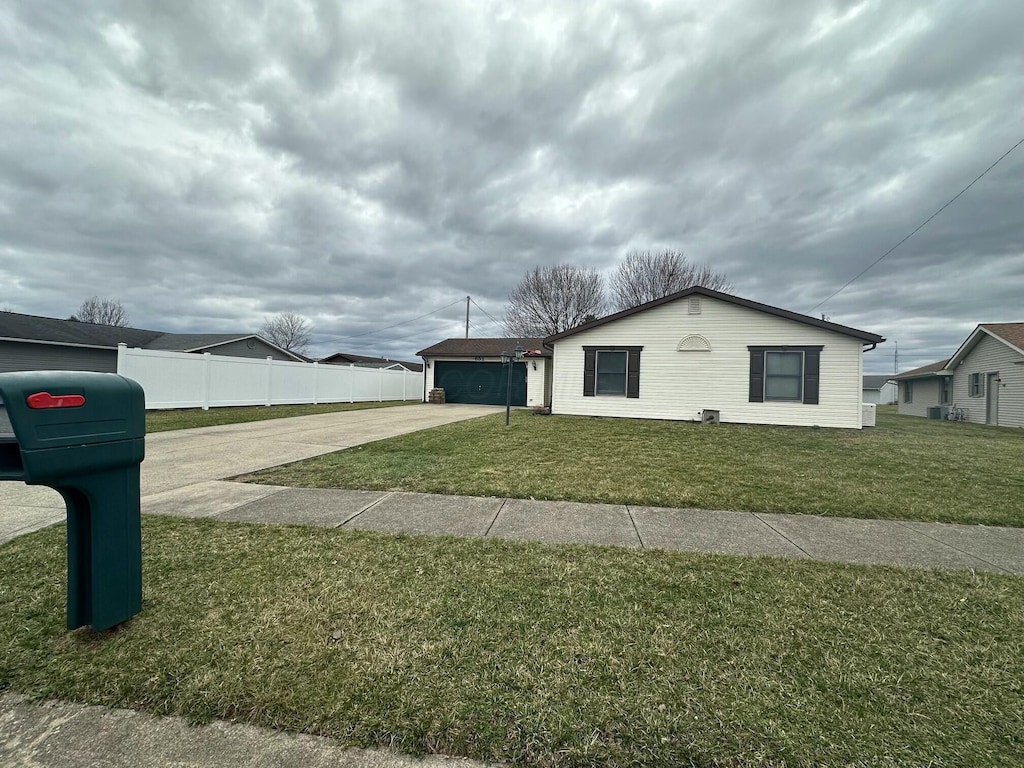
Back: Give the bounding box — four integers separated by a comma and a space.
465, 296, 470, 338
894, 340, 898, 375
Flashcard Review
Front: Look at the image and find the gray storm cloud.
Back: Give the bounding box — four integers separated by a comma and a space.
1, 0, 1021, 368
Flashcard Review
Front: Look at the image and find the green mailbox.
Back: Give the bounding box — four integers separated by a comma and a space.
0, 371, 145, 631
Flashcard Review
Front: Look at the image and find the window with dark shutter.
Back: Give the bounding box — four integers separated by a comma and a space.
626, 349, 640, 398
749, 346, 823, 404
803, 348, 820, 405
583, 349, 596, 397
969, 372, 982, 397
582, 346, 642, 398
749, 349, 764, 402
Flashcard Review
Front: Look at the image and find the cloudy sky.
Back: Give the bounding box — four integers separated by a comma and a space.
2, 1, 1021, 372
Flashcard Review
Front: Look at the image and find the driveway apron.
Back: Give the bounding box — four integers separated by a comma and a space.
0, 404, 500, 543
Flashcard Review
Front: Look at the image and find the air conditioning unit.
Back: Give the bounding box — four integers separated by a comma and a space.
701, 409, 720, 425
862, 402, 876, 427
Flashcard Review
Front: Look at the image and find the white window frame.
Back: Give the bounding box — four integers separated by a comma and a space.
594, 350, 628, 397
764, 350, 804, 402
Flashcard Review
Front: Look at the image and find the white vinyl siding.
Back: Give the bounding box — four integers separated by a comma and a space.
896, 377, 943, 417
550, 295, 868, 429
950, 334, 1024, 427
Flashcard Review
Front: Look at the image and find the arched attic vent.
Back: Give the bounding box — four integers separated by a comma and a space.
677, 334, 711, 352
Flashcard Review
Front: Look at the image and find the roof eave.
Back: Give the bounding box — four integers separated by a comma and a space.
178, 335, 305, 361
543, 285, 885, 345
893, 371, 953, 381
0, 336, 117, 352
945, 326, 986, 369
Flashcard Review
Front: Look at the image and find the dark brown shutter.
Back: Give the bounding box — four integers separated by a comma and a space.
803, 348, 820, 404
749, 349, 764, 402
626, 349, 641, 398
583, 348, 596, 397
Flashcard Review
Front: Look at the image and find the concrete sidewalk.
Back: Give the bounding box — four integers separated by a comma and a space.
146, 484, 1024, 574
0, 694, 494, 768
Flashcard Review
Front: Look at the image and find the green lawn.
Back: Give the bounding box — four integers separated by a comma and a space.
242, 406, 1024, 527
146, 400, 416, 433
1, 517, 1021, 767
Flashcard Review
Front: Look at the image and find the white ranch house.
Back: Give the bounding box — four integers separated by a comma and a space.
421, 287, 885, 430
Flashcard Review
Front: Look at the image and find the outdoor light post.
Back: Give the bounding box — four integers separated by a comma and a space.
502, 344, 525, 426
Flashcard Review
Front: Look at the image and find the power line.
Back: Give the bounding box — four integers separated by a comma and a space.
809, 134, 1024, 313
315, 298, 464, 343
467, 318, 500, 335
469, 297, 504, 327
337, 320, 460, 351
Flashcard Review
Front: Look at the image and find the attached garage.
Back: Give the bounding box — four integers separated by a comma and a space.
418, 337, 552, 409
434, 361, 526, 405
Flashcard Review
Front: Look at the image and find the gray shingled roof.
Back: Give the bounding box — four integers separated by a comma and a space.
144, 333, 257, 351
862, 375, 893, 390
320, 352, 423, 371
980, 323, 1024, 353
893, 359, 951, 380
0, 312, 302, 358
0, 311, 162, 347
417, 338, 550, 357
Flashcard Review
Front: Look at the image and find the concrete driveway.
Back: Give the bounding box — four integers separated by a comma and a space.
0, 404, 500, 543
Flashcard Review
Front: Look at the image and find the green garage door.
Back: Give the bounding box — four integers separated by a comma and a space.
434, 361, 527, 406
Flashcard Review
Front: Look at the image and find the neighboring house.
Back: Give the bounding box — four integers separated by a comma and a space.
319, 352, 423, 373
892, 360, 951, 418
0, 311, 303, 374
862, 375, 897, 405
417, 338, 551, 408
543, 286, 884, 429
945, 323, 1024, 427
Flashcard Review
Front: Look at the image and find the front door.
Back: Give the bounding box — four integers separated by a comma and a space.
986, 372, 999, 425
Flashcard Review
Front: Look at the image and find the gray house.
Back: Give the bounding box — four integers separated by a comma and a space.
0, 311, 302, 374
946, 323, 1024, 427
893, 359, 952, 418
893, 322, 1024, 427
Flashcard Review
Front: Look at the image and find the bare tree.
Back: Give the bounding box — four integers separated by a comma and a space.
260, 312, 312, 356
75, 296, 130, 326
609, 249, 732, 311
504, 264, 606, 337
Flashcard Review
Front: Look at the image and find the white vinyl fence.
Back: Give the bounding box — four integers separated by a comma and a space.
116, 344, 423, 410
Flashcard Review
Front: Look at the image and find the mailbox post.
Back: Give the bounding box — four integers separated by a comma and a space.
0, 371, 145, 631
